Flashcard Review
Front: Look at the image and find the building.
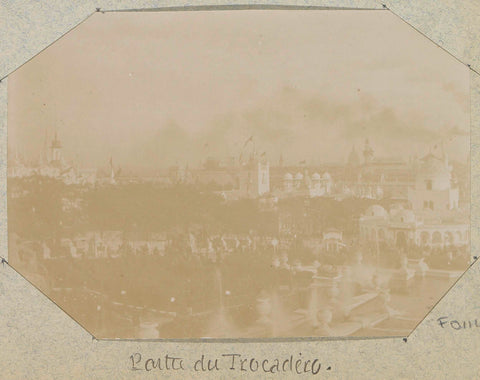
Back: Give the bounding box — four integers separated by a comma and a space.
239, 159, 270, 197
322, 228, 346, 252
359, 148, 469, 249
340, 139, 415, 200
408, 152, 459, 211
170, 154, 270, 199
8, 130, 97, 186
274, 169, 333, 198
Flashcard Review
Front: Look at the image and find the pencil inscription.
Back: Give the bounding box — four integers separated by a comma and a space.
437, 316, 480, 330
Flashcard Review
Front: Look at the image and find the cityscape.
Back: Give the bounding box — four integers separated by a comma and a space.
7, 130, 470, 338
6, 10, 471, 339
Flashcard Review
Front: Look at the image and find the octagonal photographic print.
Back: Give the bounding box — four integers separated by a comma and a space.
7, 10, 471, 339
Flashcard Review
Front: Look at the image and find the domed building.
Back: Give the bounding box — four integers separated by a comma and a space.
390, 208, 416, 224
364, 204, 389, 219
309, 172, 333, 197
310, 172, 322, 196
360, 204, 468, 249
294, 172, 304, 189
280, 170, 333, 198
359, 150, 468, 249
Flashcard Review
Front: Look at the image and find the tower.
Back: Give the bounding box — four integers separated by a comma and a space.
408, 148, 458, 211
347, 145, 360, 167
41, 128, 49, 164
238, 154, 270, 198
50, 131, 62, 163
363, 139, 374, 164
257, 160, 270, 195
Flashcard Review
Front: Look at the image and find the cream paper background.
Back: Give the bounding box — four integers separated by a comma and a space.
0, 1, 479, 378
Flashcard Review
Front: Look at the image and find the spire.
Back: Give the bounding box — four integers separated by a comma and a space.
441, 140, 449, 169
51, 130, 62, 149
50, 129, 62, 162
347, 145, 360, 166
109, 156, 116, 184
42, 127, 48, 163
363, 138, 374, 164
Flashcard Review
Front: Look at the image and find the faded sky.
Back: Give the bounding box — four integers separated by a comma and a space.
8, 10, 470, 170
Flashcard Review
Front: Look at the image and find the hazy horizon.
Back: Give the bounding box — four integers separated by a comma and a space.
8, 10, 470, 171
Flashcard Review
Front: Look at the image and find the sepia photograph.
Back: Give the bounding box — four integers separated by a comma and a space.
7, 10, 471, 339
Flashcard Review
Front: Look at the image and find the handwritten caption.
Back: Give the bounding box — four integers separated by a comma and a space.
130, 352, 331, 375
437, 316, 480, 330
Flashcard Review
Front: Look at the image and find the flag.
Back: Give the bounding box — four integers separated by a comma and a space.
242, 135, 254, 148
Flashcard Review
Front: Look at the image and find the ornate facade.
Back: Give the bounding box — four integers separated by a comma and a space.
359, 150, 469, 248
